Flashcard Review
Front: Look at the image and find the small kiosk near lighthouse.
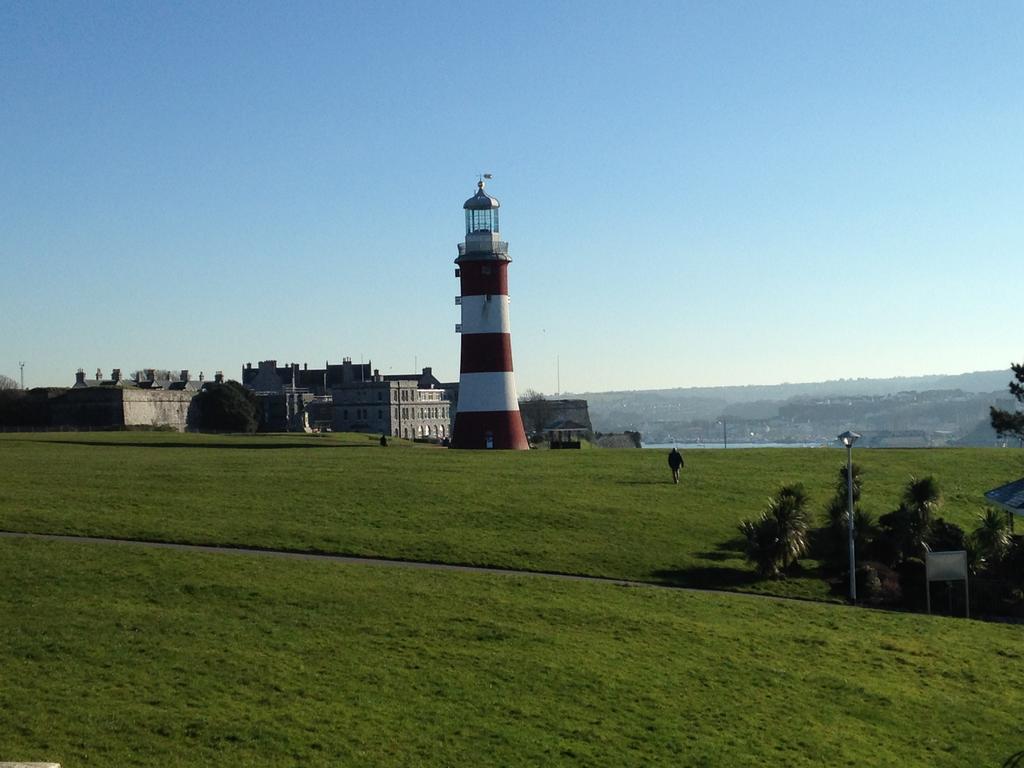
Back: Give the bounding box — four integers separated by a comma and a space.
451, 179, 530, 450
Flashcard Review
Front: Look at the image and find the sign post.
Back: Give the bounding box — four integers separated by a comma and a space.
925, 550, 969, 618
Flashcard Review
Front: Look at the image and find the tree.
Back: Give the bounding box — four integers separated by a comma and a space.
0, 374, 21, 426
824, 462, 863, 528
990, 362, 1024, 441
903, 475, 941, 523
838, 462, 863, 504
877, 476, 942, 564
739, 484, 811, 578
193, 381, 260, 433
820, 463, 878, 569
973, 508, 1012, 567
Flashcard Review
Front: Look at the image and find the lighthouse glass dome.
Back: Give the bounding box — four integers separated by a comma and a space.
465, 207, 499, 234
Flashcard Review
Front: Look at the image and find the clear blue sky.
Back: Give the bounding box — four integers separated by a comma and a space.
2, 1, 1021, 392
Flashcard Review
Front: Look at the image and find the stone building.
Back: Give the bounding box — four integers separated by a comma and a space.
242, 358, 456, 439
518, 398, 593, 440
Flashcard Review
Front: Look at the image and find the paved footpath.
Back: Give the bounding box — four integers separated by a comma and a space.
0, 530, 800, 604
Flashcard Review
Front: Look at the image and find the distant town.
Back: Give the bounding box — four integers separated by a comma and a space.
580, 369, 1019, 447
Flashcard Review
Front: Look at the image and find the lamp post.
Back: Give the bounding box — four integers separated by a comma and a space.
838, 430, 861, 603
717, 418, 727, 449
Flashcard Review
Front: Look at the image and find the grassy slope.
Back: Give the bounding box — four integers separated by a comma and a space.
1, 432, 1021, 600
3, 538, 1023, 767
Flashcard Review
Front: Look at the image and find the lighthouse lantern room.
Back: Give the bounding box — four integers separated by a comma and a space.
451, 180, 529, 450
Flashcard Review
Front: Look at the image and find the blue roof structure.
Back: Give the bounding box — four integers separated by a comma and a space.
985, 477, 1024, 516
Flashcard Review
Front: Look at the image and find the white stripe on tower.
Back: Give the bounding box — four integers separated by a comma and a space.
456, 372, 520, 412
459, 295, 511, 334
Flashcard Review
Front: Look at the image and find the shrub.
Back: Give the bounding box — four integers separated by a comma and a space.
927, 517, 967, 553
855, 562, 901, 605
193, 381, 260, 433
739, 484, 811, 578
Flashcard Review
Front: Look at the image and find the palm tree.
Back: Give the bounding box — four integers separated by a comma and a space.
739, 514, 782, 579
973, 508, 1012, 567
902, 475, 941, 525
739, 484, 811, 578
770, 485, 811, 570
821, 464, 876, 568
835, 462, 863, 504
878, 476, 942, 564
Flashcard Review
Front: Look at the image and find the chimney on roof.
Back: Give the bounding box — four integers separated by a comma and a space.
75, 369, 86, 385
180, 370, 189, 382
199, 372, 205, 382
96, 368, 102, 381
145, 369, 155, 382
112, 368, 121, 383
214, 371, 224, 384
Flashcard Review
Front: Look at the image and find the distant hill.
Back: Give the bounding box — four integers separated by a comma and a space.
573, 369, 1012, 406
571, 369, 1016, 445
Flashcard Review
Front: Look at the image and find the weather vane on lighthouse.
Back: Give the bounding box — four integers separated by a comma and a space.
450, 176, 529, 450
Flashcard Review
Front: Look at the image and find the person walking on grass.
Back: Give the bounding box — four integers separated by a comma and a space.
668, 447, 684, 484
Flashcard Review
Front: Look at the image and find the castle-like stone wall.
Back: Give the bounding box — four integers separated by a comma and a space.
47, 388, 196, 431
122, 389, 196, 431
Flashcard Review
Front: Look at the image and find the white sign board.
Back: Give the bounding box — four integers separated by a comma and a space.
926, 550, 968, 582
925, 550, 969, 618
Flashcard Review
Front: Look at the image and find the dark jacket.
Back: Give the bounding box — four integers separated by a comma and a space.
668, 449, 684, 469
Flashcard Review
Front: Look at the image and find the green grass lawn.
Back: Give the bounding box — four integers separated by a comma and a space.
1, 432, 1021, 601
3, 537, 1023, 767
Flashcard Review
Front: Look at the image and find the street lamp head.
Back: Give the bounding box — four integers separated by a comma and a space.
838, 430, 861, 448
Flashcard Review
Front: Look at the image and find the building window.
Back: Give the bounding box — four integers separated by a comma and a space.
378, 409, 383, 420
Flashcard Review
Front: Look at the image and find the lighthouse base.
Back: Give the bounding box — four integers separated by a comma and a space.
451, 410, 529, 450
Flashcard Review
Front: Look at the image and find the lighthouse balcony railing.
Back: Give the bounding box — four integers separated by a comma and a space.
458, 241, 508, 257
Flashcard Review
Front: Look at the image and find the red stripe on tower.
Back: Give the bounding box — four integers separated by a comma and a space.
451, 180, 529, 450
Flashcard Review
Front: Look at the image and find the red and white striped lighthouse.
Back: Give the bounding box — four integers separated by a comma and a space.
451, 180, 529, 450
